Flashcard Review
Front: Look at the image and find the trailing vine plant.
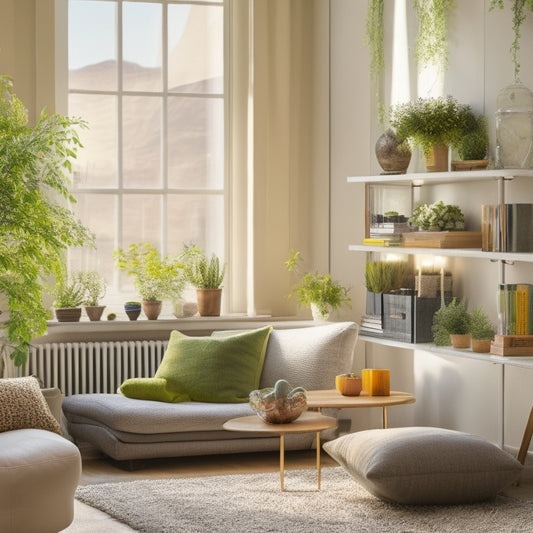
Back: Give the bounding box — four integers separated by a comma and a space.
364, 0, 385, 124
490, 0, 533, 81
413, 0, 455, 71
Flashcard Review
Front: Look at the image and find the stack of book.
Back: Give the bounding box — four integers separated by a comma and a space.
359, 314, 384, 337
497, 283, 533, 335
365, 222, 411, 247
482, 204, 533, 252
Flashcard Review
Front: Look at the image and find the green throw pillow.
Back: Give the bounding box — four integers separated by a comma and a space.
155, 326, 272, 403
120, 377, 183, 403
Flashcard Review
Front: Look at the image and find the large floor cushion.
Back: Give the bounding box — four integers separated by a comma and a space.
323, 426, 523, 505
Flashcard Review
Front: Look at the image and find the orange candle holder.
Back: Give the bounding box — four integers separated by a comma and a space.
361, 369, 390, 396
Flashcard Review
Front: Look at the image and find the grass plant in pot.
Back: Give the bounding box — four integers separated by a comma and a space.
182, 246, 226, 317
285, 250, 351, 321
432, 298, 471, 348
80, 271, 106, 321
390, 96, 471, 172
364, 260, 408, 318
53, 272, 86, 322
0, 76, 93, 367
114, 243, 185, 320
470, 306, 496, 353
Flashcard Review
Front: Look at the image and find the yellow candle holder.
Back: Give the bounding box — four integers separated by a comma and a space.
362, 369, 390, 396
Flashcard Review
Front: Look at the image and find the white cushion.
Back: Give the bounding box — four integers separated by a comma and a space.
323, 426, 523, 505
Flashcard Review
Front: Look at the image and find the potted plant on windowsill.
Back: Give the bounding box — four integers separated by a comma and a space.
389, 96, 471, 172
285, 250, 351, 321
182, 245, 226, 317
53, 273, 86, 322
470, 306, 496, 353
80, 271, 107, 321
114, 243, 185, 320
432, 298, 471, 348
124, 301, 142, 321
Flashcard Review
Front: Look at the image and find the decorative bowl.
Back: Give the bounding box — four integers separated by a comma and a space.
249, 384, 307, 424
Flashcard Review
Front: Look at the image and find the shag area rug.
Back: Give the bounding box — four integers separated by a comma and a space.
76, 467, 533, 533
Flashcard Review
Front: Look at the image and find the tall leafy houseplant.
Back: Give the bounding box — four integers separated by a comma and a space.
286, 250, 351, 321
114, 243, 185, 320
490, 0, 533, 81
0, 76, 93, 366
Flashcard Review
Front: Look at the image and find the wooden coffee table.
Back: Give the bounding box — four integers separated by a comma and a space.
306, 389, 415, 429
223, 412, 337, 491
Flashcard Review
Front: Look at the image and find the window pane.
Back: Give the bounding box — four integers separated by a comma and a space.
168, 5, 223, 94
167, 194, 224, 258
123, 2, 162, 92
69, 194, 117, 284
69, 0, 117, 91
167, 97, 224, 189
69, 94, 118, 188
122, 195, 162, 248
123, 96, 162, 188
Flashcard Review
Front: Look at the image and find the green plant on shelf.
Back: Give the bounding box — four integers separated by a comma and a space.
432, 298, 471, 345
409, 201, 465, 231
365, 260, 407, 294
470, 306, 496, 341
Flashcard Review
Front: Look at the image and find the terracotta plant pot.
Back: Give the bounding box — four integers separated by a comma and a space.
142, 300, 162, 320
335, 374, 362, 396
55, 307, 82, 322
196, 288, 222, 317
424, 144, 448, 172
450, 333, 471, 349
85, 305, 105, 321
471, 338, 491, 353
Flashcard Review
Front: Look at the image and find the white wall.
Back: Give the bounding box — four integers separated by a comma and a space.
330, 0, 533, 452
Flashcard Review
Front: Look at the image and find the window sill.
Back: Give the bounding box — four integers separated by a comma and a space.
37, 315, 318, 344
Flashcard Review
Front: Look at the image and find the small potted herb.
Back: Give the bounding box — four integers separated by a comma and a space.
53, 273, 86, 322
470, 307, 496, 353
432, 298, 471, 348
80, 271, 107, 321
286, 250, 351, 321
124, 301, 142, 321
452, 111, 489, 170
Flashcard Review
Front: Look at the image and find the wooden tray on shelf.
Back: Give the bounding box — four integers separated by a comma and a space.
490, 335, 533, 356
402, 231, 482, 249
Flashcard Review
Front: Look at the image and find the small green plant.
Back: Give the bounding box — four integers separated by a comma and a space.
456, 111, 489, 160
390, 96, 471, 156
53, 273, 86, 309
80, 271, 106, 306
124, 301, 141, 307
182, 245, 226, 289
364, 261, 407, 294
490, 0, 533, 81
286, 250, 351, 316
432, 298, 471, 345
470, 306, 496, 340
409, 200, 465, 231
107, 312, 117, 321
114, 243, 185, 301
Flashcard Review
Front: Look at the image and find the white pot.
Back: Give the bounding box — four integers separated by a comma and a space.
311, 303, 330, 321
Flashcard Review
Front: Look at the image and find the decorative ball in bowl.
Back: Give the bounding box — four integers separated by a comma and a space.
249, 379, 307, 424
335, 373, 362, 396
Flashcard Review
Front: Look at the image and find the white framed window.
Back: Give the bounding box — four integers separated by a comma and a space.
67, 0, 226, 310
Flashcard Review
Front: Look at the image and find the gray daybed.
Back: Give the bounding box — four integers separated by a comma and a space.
62, 322, 357, 462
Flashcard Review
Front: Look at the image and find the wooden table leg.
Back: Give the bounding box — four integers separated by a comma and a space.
316, 431, 321, 490
382, 406, 388, 429
280, 434, 285, 491
518, 406, 533, 465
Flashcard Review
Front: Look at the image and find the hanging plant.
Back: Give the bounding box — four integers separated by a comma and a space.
490, 0, 533, 81
364, 0, 385, 124
414, 0, 455, 71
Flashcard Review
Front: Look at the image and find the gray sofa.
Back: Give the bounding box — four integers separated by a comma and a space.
62, 322, 357, 462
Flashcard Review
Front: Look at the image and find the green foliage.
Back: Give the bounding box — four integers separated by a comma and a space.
456, 111, 489, 160
79, 270, 106, 306
364, 261, 407, 294
490, 0, 533, 81
409, 200, 465, 231
53, 272, 85, 308
390, 96, 472, 156
470, 306, 496, 340
432, 298, 471, 341
114, 243, 185, 301
181, 245, 226, 289
0, 76, 94, 366
286, 250, 351, 314
364, 0, 385, 124
414, 0, 455, 70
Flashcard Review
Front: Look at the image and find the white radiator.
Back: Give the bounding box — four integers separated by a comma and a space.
27, 341, 168, 396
